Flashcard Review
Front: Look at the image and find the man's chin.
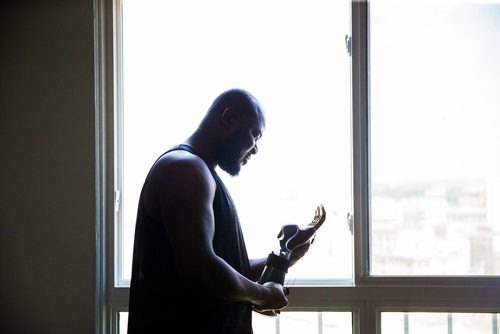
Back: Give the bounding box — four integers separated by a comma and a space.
219, 163, 241, 177
225, 169, 241, 177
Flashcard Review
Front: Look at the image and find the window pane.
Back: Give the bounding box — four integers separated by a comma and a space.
120, 0, 352, 282
120, 311, 352, 333
253, 311, 353, 334
370, 0, 500, 275
119, 312, 128, 334
381, 312, 498, 334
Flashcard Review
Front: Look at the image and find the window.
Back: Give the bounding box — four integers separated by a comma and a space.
118, 311, 354, 333
95, 0, 500, 333
381, 312, 499, 334
369, 0, 500, 276
118, 0, 353, 284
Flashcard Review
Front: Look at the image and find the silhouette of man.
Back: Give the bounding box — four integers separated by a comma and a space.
127, 88, 317, 333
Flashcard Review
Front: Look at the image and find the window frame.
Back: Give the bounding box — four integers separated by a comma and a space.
95, 0, 500, 333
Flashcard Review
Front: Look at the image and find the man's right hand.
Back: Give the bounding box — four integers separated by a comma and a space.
253, 281, 288, 316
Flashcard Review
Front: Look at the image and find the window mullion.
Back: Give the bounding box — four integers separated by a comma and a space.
351, 0, 370, 284
94, 0, 107, 331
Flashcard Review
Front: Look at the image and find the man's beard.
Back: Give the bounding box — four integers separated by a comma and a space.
216, 140, 243, 177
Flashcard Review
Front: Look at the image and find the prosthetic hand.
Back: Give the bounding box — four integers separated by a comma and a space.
257, 204, 327, 287
278, 204, 327, 254
254, 205, 326, 316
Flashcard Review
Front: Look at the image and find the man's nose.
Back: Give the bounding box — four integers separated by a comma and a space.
251, 144, 258, 154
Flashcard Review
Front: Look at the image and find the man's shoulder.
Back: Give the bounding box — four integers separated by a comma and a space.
150, 149, 213, 184
157, 149, 206, 169
141, 148, 216, 215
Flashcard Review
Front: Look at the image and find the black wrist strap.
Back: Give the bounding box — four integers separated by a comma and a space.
265, 253, 291, 273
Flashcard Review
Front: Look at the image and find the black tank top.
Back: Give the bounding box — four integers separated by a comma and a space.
128, 144, 253, 334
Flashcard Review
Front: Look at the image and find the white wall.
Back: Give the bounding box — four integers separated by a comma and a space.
1, 1, 96, 333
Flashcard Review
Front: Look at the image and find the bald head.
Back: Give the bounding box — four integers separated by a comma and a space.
202, 88, 265, 129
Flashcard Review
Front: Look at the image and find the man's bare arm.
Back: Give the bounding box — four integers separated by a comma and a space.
143, 152, 287, 311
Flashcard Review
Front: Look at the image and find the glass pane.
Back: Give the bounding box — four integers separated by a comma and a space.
121, 0, 352, 283
253, 311, 353, 334
120, 311, 352, 333
452, 313, 499, 334
370, 0, 500, 275
119, 312, 128, 334
321, 312, 354, 334
382, 312, 498, 334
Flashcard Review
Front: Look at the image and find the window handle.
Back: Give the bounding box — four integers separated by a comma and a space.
114, 190, 121, 212
345, 34, 352, 56
347, 212, 354, 235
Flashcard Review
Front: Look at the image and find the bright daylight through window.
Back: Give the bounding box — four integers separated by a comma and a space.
104, 0, 500, 333
370, 0, 500, 276
118, 0, 352, 285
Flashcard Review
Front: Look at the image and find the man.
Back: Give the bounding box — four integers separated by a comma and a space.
127, 88, 321, 333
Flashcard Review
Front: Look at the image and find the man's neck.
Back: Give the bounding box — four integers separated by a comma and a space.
184, 133, 217, 170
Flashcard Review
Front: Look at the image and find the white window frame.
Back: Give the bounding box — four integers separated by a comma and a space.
94, 0, 500, 333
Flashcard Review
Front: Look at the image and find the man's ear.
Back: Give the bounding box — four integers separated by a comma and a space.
221, 107, 236, 129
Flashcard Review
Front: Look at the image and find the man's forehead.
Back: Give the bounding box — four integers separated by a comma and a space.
249, 109, 265, 135
253, 105, 266, 129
